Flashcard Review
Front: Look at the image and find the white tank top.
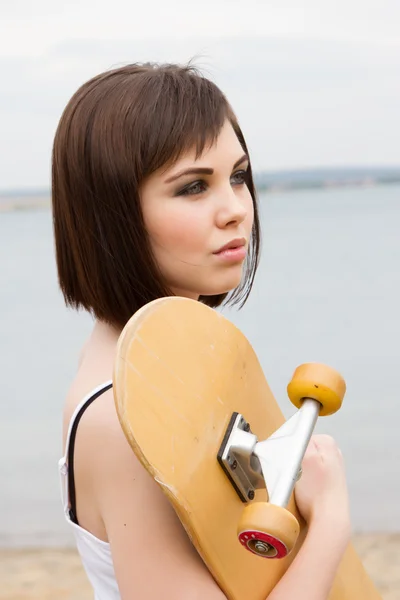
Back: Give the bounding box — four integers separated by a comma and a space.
58, 381, 121, 600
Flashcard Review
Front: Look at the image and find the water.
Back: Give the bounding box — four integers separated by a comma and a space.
1, 185, 399, 547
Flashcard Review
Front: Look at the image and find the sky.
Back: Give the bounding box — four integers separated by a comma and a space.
1, 0, 399, 190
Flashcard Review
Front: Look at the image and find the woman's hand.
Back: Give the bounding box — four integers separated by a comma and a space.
295, 434, 351, 537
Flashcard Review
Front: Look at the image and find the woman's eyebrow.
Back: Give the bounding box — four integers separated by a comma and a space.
164, 153, 249, 184
164, 167, 213, 183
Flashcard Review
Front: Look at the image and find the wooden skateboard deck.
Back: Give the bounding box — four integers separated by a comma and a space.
113, 296, 381, 600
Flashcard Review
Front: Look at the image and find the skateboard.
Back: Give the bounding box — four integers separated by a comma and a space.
113, 296, 381, 600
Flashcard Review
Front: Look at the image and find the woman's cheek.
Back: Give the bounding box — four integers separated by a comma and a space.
157, 208, 207, 248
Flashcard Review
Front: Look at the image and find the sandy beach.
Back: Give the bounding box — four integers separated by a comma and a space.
1, 534, 399, 599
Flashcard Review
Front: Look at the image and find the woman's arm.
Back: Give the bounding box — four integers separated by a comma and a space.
85, 390, 227, 600
268, 516, 350, 600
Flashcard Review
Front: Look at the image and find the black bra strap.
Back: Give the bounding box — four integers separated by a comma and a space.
67, 383, 113, 524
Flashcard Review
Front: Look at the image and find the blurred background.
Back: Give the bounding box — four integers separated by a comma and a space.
1, 1, 399, 598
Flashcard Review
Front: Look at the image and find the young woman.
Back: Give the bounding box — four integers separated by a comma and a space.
54, 62, 351, 600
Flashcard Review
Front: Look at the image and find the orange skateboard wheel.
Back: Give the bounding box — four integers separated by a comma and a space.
287, 363, 346, 416
237, 502, 300, 559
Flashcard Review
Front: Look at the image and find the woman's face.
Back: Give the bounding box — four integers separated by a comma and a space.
140, 120, 255, 299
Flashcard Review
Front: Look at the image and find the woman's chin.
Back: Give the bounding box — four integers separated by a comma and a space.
199, 273, 244, 297
170, 266, 245, 300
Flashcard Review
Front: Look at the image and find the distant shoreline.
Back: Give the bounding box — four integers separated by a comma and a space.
1, 179, 400, 213
0, 196, 50, 213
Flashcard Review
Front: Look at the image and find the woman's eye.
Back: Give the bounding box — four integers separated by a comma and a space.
231, 170, 248, 185
176, 170, 248, 196
177, 181, 207, 196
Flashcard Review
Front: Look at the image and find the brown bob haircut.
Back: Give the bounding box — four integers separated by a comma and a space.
52, 62, 261, 329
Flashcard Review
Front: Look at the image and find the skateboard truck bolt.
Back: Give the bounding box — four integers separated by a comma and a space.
254, 541, 272, 554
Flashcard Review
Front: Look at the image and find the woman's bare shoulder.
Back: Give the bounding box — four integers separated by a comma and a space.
62, 322, 118, 437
